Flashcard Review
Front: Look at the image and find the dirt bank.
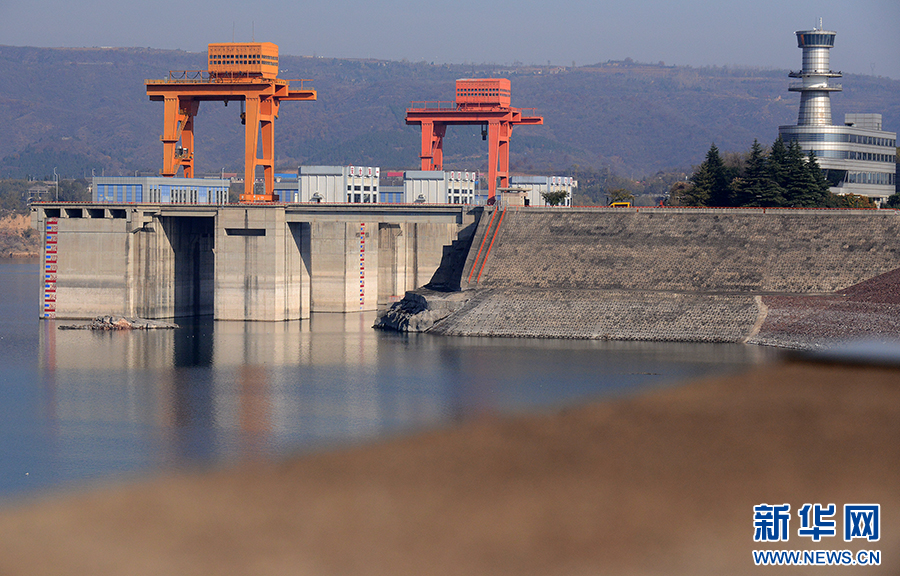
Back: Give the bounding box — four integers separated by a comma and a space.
0, 211, 39, 257
750, 268, 900, 349
0, 359, 897, 576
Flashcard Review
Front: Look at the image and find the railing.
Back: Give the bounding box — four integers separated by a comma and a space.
285, 79, 314, 91
407, 101, 540, 116
407, 100, 458, 111
146, 71, 313, 88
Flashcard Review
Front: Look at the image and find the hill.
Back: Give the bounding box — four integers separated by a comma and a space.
0, 46, 897, 179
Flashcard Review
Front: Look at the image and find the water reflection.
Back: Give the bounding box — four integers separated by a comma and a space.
8, 256, 779, 500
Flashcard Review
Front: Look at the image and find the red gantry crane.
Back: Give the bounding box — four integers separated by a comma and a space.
406, 78, 543, 201
146, 42, 316, 202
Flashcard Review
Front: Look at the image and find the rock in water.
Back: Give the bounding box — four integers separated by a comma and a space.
374, 290, 469, 333
58, 316, 179, 330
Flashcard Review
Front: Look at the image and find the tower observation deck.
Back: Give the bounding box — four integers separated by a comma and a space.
788, 19, 842, 125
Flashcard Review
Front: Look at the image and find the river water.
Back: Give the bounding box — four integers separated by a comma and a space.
0, 258, 778, 504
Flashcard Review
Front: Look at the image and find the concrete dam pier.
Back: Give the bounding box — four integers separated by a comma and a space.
32, 203, 468, 321
403, 206, 900, 345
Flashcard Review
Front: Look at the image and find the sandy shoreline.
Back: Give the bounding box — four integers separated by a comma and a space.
0, 358, 896, 575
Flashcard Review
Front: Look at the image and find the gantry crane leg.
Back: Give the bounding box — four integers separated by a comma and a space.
160, 97, 198, 178
485, 120, 513, 199
240, 95, 280, 203
419, 122, 447, 171
497, 121, 511, 191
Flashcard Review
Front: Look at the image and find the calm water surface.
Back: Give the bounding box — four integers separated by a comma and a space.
0, 258, 778, 503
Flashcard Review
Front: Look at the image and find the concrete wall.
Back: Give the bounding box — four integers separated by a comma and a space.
34, 203, 464, 321
307, 221, 378, 313
44, 214, 132, 319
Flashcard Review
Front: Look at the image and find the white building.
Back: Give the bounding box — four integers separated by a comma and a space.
297, 165, 380, 203
510, 175, 577, 206
778, 22, 897, 203
404, 170, 478, 204
295, 166, 577, 205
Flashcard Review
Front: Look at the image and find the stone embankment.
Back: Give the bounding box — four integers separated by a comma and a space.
380, 207, 900, 348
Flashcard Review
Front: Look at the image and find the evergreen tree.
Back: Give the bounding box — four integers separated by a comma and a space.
666, 181, 703, 206
731, 139, 784, 207
781, 140, 810, 206
768, 136, 789, 191
690, 143, 732, 206
689, 160, 714, 206
803, 151, 832, 206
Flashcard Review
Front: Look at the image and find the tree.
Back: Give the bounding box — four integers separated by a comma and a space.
828, 193, 877, 209
541, 189, 569, 206
607, 188, 635, 205
781, 140, 809, 206
690, 144, 732, 206
666, 181, 691, 206
669, 181, 707, 206
731, 139, 784, 207
803, 151, 832, 206
886, 193, 900, 209
768, 136, 789, 191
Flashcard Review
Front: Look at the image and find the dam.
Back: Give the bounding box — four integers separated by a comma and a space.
32, 202, 468, 321
32, 202, 900, 346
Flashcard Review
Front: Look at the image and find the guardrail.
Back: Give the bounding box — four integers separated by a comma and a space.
145, 71, 313, 90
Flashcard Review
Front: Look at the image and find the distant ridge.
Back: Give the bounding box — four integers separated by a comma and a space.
0, 46, 897, 179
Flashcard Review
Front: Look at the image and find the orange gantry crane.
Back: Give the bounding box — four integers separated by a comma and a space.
406, 78, 543, 201
146, 42, 316, 202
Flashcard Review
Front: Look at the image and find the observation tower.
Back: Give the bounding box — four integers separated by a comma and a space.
778, 20, 897, 203
788, 18, 842, 125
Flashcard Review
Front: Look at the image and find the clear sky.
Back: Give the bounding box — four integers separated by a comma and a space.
2, 0, 898, 79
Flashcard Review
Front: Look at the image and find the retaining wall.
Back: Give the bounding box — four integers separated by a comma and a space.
438, 207, 900, 342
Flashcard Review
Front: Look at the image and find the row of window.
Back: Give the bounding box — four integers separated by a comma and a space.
849, 135, 894, 147
844, 172, 896, 186
810, 149, 896, 163
147, 188, 228, 204
343, 192, 477, 204
786, 133, 896, 147
96, 185, 227, 204
797, 33, 835, 47
209, 57, 277, 66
